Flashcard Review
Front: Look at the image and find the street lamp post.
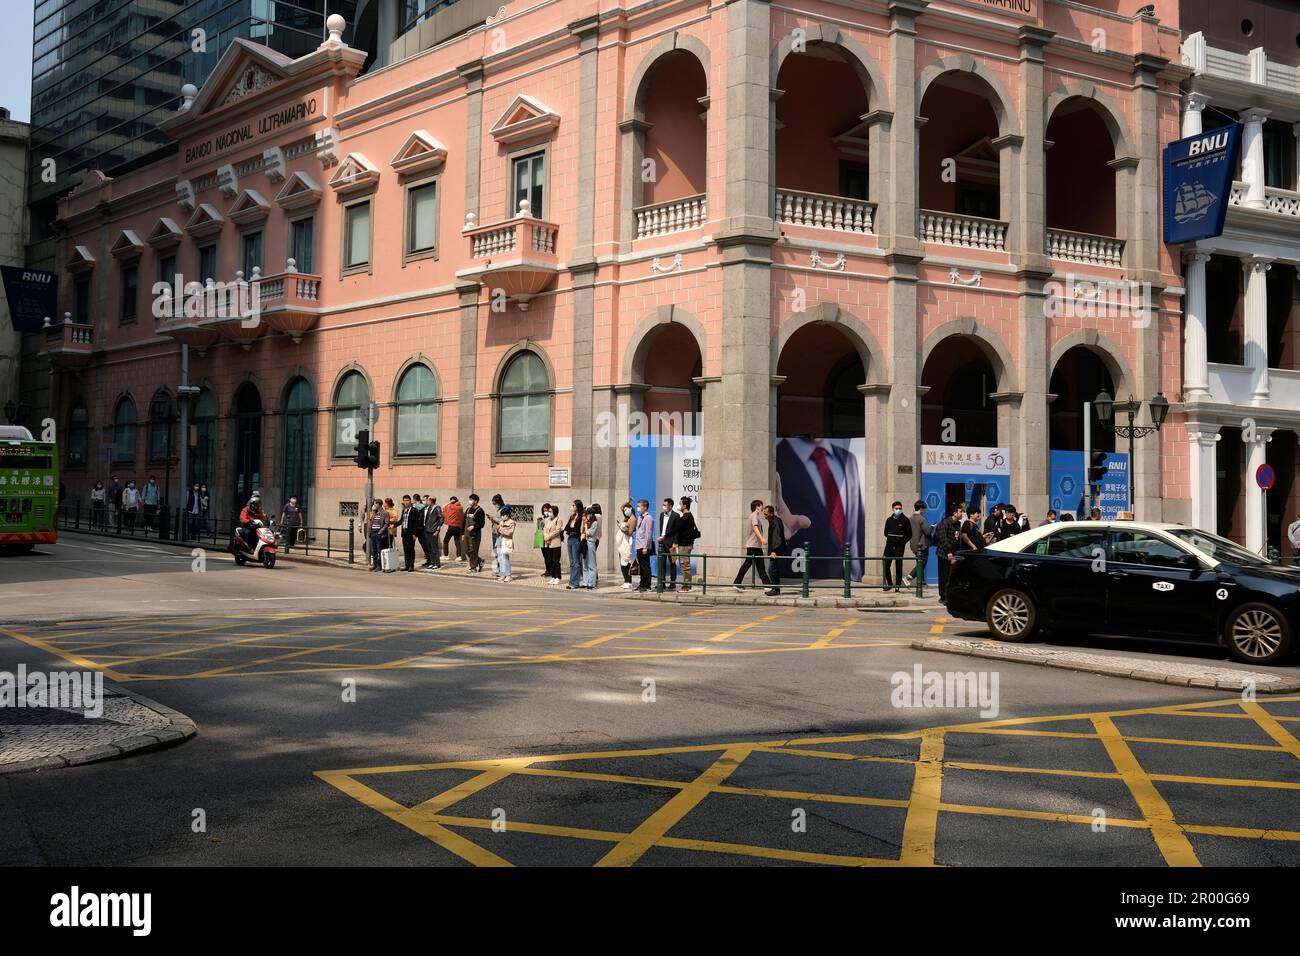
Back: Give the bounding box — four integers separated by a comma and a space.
1093, 390, 1169, 518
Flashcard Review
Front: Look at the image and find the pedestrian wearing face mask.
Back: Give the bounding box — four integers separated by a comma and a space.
279, 494, 304, 552
883, 499, 910, 592
616, 499, 637, 589
633, 499, 654, 591
541, 503, 564, 583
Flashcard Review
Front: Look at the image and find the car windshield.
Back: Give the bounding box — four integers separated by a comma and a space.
1167, 528, 1270, 567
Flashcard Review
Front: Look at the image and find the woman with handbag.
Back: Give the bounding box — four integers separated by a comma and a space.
615, 499, 636, 589
541, 503, 564, 584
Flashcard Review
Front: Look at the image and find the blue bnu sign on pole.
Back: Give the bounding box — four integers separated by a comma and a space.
1162, 123, 1242, 244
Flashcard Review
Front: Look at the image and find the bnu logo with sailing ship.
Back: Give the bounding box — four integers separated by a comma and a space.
1163, 124, 1241, 244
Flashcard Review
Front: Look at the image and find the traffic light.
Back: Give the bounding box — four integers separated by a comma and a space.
366, 439, 381, 470
1087, 450, 1109, 488
353, 429, 370, 469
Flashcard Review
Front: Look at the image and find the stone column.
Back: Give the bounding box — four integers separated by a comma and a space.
694, 375, 723, 557
1014, 269, 1053, 520
1241, 107, 1270, 209
1183, 251, 1211, 398
1015, 26, 1054, 264
1244, 427, 1273, 554
714, 0, 778, 555
861, 383, 893, 559
455, 281, 481, 489
885, 255, 921, 511
884, 0, 927, 254
1182, 91, 1208, 137
1187, 424, 1219, 531
458, 60, 485, 219
1243, 255, 1272, 405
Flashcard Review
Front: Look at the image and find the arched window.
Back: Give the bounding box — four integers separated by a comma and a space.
395, 363, 438, 456
66, 402, 88, 468
332, 370, 370, 457
498, 350, 550, 454
191, 389, 218, 486
283, 378, 315, 518
148, 389, 176, 462
112, 396, 136, 463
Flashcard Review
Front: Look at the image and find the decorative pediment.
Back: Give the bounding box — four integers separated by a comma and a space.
329, 152, 380, 195
184, 203, 225, 238
147, 218, 183, 249
177, 40, 295, 121
275, 171, 323, 210
390, 130, 448, 176
109, 230, 145, 261
228, 188, 271, 225
223, 63, 279, 106
489, 95, 560, 145
68, 245, 96, 273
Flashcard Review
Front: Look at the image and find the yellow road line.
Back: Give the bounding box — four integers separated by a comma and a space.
1183, 823, 1300, 842
0, 626, 129, 682
1093, 715, 1199, 867
315, 770, 514, 867
595, 746, 750, 867
706, 610, 793, 643
938, 802, 1151, 830
899, 729, 945, 866
572, 616, 680, 649
811, 616, 858, 649
1239, 700, 1300, 759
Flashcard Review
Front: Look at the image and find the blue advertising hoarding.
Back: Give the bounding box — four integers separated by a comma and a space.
919, 444, 1011, 583
1048, 449, 1128, 519
1162, 123, 1241, 244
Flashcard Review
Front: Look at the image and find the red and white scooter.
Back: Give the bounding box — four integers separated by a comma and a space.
230, 519, 277, 568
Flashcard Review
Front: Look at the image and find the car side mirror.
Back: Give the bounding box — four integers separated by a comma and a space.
1178, 553, 1199, 570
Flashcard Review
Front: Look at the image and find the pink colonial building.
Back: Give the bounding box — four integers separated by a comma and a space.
43, 0, 1191, 569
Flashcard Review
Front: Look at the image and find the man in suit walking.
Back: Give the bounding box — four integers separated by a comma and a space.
774, 436, 865, 580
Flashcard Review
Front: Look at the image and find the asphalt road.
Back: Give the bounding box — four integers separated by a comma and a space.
1, 532, 1297, 867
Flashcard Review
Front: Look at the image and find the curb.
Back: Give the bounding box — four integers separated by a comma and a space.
911, 638, 1300, 693
0, 682, 197, 776
623, 589, 929, 609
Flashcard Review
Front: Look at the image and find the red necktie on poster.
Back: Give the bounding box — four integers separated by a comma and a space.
811, 446, 846, 545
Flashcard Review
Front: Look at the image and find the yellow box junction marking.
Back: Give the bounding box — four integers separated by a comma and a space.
317, 694, 1300, 867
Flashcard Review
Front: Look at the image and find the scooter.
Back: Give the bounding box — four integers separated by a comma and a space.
231, 519, 277, 568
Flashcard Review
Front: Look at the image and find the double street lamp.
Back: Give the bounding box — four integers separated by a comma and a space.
1093, 389, 1170, 517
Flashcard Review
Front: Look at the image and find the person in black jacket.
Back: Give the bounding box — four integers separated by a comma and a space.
654, 498, 681, 589
934, 503, 965, 603
763, 504, 787, 597
464, 494, 487, 572
883, 500, 911, 592
399, 494, 423, 572
674, 497, 698, 592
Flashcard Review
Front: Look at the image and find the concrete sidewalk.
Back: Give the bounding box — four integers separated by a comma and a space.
0, 680, 196, 775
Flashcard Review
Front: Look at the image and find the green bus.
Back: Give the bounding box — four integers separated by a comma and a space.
0, 426, 59, 553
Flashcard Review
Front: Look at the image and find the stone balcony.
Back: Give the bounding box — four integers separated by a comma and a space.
257, 261, 323, 343
775, 189, 875, 235
460, 202, 559, 311
919, 209, 1007, 252
38, 314, 94, 369
1047, 228, 1125, 268
634, 193, 707, 240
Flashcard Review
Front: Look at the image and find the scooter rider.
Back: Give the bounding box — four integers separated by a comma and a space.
239, 494, 268, 549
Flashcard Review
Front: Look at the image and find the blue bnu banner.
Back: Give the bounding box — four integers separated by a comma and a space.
1162, 123, 1241, 244
0, 266, 58, 333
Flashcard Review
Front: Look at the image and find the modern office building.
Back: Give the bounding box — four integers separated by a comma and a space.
1178, 0, 1300, 556
41, 0, 1191, 575
0, 109, 31, 420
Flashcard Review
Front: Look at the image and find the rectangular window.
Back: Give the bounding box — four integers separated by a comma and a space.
289, 216, 315, 273
241, 231, 263, 276
407, 182, 438, 255
840, 162, 870, 201
158, 253, 176, 288
1263, 121, 1294, 190
120, 265, 138, 323
198, 244, 217, 283
511, 151, 545, 218
344, 201, 371, 269
74, 277, 90, 324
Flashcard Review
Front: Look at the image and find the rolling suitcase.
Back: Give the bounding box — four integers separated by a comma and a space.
381, 547, 400, 572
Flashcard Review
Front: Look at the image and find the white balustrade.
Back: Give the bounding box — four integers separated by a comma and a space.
472, 225, 518, 257
775, 189, 875, 234
1046, 228, 1125, 268
634, 194, 707, 239
919, 210, 1007, 251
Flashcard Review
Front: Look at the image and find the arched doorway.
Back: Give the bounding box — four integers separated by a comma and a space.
631, 49, 708, 239
921, 336, 998, 447
232, 382, 262, 513
641, 322, 702, 435
282, 378, 315, 522
775, 323, 868, 579
1048, 347, 1117, 453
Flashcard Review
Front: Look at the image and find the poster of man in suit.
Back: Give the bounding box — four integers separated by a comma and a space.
774, 436, 866, 580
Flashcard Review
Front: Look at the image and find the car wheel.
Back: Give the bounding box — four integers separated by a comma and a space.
262, 551, 276, 569
986, 588, 1038, 642
1225, 603, 1292, 665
